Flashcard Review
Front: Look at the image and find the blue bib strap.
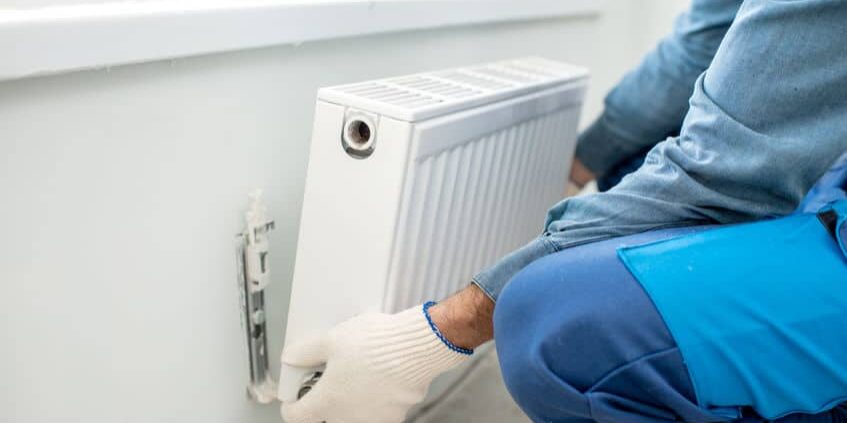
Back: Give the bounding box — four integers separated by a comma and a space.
618, 200, 847, 420
797, 151, 847, 214
827, 201, 847, 257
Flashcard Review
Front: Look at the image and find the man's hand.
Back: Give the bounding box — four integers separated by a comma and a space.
569, 158, 596, 188
279, 287, 492, 423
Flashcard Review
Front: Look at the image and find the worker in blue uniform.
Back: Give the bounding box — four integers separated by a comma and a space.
280, 1, 847, 422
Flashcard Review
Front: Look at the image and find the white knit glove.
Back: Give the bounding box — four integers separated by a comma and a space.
280, 303, 471, 423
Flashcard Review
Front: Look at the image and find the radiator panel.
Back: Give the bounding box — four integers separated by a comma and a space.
385, 108, 580, 311
280, 57, 588, 402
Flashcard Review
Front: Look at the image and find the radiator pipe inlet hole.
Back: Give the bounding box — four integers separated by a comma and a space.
346, 120, 371, 147
342, 116, 376, 159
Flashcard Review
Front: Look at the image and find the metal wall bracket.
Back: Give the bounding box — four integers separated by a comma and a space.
236, 190, 278, 403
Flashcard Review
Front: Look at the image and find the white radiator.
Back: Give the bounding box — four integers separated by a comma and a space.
279, 57, 588, 400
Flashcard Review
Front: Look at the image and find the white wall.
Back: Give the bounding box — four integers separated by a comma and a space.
0, 0, 119, 7
0, 0, 366, 8
636, 0, 689, 45
0, 3, 683, 422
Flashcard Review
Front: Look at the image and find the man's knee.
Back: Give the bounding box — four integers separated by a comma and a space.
494, 259, 601, 421
493, 244, 681, 420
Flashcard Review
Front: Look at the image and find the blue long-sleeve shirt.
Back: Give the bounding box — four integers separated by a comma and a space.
473, 0, 847, 301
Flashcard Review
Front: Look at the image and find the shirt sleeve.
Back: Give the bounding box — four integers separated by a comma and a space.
575, 0, 740, 177
474, 0, 847, 302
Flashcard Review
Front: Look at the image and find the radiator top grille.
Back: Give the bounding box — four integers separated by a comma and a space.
318, 57, 588, 122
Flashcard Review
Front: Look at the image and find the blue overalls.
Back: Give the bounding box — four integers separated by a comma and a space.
494, 161, 847, 422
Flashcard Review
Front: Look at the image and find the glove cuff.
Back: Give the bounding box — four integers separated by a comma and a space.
422, 301, 474, 355
367, 304, 471, 387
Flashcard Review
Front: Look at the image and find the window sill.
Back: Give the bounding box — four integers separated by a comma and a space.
0, 0, 599, 82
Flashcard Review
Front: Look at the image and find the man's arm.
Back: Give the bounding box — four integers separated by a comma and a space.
429, 283, 494, 349
465, 0, 847, 332
573, 0, 740, 184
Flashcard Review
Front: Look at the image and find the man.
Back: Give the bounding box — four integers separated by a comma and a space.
280, 0, 847, 422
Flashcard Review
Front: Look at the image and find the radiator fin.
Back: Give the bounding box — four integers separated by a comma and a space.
319, 57, 588, 122
384, 107, 579, 311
